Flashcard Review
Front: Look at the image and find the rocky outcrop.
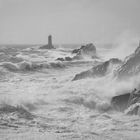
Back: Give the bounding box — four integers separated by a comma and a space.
72, 43, 97, 59
65, 57, 73, 61
126, 104, 140, 115
115, 43, 140, 79
125, 89, 140, 115
40, 44, 55, 49
111, 89, 140, 115
56, 58, 65, 61
111, 93, 130, 112
73, 58, 122, 81
56, 56, 72, 61
72, 48, 81, 54
56, 43, 98, 62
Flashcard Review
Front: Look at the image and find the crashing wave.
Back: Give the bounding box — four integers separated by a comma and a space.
64, 96, 111, 112
0, 104, 34, 120
1, 62, 18, 71
10, 56, 24, 63
1, 61, 65, 72
73, 58, 122, 81
0, 54, 23, 63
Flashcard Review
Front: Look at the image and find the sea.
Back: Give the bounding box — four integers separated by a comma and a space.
0, 43, 140, 140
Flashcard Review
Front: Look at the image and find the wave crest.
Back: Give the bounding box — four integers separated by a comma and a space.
1, 61, 65, 72
64, 96, 111, 112
0, 104, 34, 120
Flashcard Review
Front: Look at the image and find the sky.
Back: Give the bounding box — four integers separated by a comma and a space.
0, 0, 140, 44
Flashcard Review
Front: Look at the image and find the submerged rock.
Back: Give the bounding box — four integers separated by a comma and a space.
73, 58, 122, 81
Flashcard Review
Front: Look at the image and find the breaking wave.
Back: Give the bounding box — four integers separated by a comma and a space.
0, 61, 65, 72
0, 103, 34, 120
63, 96, 111, 112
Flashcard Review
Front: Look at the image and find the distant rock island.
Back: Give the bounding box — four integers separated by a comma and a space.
40, 35, 55, 49
56, 43, 98, 61
72, 43, 97, 58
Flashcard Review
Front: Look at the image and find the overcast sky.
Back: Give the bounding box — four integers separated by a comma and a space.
0, 0, 140, 44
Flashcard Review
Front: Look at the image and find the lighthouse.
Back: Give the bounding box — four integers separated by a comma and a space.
40, 35, 55, 49
48, 35, 52, 47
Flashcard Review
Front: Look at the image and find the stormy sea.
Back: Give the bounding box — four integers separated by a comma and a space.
0, 42, 140, 140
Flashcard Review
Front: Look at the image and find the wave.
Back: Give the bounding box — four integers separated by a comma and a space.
1, 58, 96, 73
0, 61, 65, 72
63, 95, 111, 112
0, 104, 34, 120
0, 54, 23, 63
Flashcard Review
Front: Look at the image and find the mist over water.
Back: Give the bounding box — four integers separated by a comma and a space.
0, 43, 140, 140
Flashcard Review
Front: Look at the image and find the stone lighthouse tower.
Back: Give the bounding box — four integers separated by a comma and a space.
40, 35, 54, 49
48, 35, 52, 47
47, 35, 54, 49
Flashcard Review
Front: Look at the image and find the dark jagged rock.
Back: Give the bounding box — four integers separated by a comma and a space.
72, 45, 86, 54
56, 58, 65, 61
72, 43, 97, 59
111, 89, 140, 115
127, 89, 140, 107
56, 56, 72, 61
116, 42, 140, 79
65, 57, 72, 61
56, 43, 98, 62
111, 93, 130, 112
127, 105, 140, 115
126, 89, 140, 115
73, 58, 122, 81
72, 48, 80, 54
40, 35, 55, 49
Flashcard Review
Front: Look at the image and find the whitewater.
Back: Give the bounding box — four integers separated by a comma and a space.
0, 44, 140, 140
